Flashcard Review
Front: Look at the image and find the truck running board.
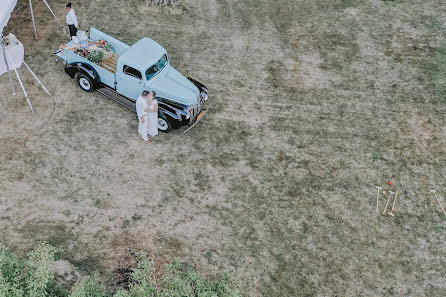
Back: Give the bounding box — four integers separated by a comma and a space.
96, 86, 136, 112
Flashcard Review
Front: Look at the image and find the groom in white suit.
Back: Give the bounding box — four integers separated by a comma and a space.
136, 90, 151, 143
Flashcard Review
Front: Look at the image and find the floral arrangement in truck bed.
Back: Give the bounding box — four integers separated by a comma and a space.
87, 50, 104, 63
94, 40, 113, 52
63, 40, 114, 61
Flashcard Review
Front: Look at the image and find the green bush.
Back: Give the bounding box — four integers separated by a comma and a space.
160, 259, 242, 297
87, 50, 104, 63
0, 244, 243, 297
0, 242, 60, 297
114, 252, 242, 297
69, 274, 106, 297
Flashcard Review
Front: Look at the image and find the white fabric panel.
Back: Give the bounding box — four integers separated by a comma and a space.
0, 33, 24, 75
0, 0, 18, 35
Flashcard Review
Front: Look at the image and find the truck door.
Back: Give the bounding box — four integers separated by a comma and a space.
116, 65, 145, 100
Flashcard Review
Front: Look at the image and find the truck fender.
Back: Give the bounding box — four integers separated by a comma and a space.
64, 64, 79, 78
158, 109, 166, 118
65, 63, 100, 83
187, 77, 208, 94
157, 98, 189, 120
77, 63, 100, 83
158, 107, 181, 120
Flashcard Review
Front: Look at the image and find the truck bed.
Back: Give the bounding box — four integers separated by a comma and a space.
97, 53, 119, 73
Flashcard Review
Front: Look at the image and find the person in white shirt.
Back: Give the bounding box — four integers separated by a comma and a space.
65, 3, 79, 38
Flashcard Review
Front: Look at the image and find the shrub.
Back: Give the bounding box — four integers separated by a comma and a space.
0, 244, 243, 297
69, 274, 106, 297
120, 253, 242, 297
0, 242, 60, 297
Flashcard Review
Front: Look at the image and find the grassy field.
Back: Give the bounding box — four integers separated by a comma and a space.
1, 0, 446, 296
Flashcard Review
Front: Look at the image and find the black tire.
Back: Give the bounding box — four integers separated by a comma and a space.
158, 114, 172, 133
77, 73, 95, 92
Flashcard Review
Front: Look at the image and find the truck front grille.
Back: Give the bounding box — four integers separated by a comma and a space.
188, 95, 206, 123
189, 107, 196, 121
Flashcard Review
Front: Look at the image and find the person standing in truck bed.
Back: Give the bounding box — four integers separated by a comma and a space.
65, 3, 79, 38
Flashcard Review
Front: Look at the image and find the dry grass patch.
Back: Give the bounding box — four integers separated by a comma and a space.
1, 0, 446, 296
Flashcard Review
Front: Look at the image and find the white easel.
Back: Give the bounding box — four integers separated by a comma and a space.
2, 34, 51, 112
1, 38, 15, 95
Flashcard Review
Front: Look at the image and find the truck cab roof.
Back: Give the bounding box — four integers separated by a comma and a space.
118, 37, 167, 74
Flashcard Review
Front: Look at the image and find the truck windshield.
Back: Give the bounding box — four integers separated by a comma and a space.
145, 54, 168, 80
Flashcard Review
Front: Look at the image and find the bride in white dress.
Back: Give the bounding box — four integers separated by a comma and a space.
136, 91, 151, 143
145, 91, 159, 138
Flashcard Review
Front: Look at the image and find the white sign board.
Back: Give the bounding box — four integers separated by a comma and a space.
1, 33, 24, 75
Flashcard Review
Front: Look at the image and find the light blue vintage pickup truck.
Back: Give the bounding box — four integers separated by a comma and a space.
56, 28, 208, 132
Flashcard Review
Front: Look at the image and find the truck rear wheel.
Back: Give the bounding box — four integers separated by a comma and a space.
77, 73, 94, 92
158, 114, 172, 133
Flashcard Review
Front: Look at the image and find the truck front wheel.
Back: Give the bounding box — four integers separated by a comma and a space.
77, 73, 94, 92
158, 115, 172, 133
